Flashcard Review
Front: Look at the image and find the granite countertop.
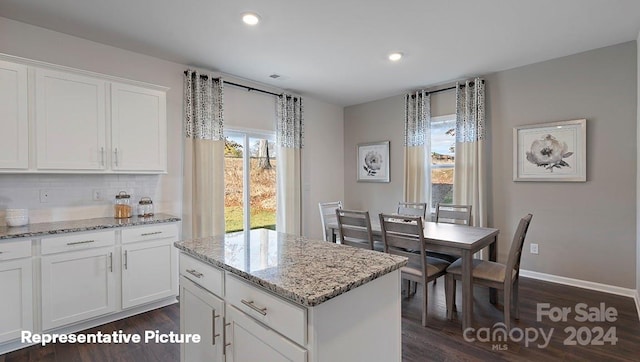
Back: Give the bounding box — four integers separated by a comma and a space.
174, 228, 407, 307
0, 213, 181, 240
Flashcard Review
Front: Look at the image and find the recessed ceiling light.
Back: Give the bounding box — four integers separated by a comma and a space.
388, 52, 403, 61
242, 12, 261, 25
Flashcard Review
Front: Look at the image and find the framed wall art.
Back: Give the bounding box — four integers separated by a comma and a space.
357, 141, 390, 183
513, 119, 586, 182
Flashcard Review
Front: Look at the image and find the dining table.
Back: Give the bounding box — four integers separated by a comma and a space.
328, 219, 499, 331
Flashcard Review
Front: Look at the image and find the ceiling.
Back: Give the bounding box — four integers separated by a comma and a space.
1, 0, 640, 106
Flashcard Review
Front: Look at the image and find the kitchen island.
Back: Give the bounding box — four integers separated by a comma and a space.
174, 228, 407, 362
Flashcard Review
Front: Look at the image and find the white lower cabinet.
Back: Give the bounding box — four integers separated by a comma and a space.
180, 276, 225, 361
41, 247, 116, 330
0, 257, 33, 343
225, 305, 306, 362
179, 252, 402, 362
122, 238, 177, 309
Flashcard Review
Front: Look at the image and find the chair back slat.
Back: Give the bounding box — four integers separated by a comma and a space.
379, 213, 426, 273
336, 209, 374, 250
318, 201, 342, 241
397, 202, 427, 219
505, 214, 533, 283
435, 203, 472, 225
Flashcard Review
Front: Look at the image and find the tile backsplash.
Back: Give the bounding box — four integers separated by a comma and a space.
0, 174, 161, 224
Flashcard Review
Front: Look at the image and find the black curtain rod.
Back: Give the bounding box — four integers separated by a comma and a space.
412, 79, 486, 97
184, 71, 281, 97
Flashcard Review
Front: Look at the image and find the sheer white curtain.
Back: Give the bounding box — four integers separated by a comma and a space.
453, 78, 486, 227
183, 70, 225, 239
403, 91, 431, 205
276, 94, 303, 235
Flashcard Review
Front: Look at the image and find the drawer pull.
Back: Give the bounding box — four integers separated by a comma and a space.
124, 250, 128, 270
109, 252, 113, 272
212, 311, 220, 345
66, 240, 95, 246
241, 299, 268, 316
141, 231, 163, 236
186, 269, 203, 278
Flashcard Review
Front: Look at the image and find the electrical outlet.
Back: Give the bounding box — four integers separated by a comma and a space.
530, 243, 539, 255
39, 190, 49, 203
92, 190, 104, 201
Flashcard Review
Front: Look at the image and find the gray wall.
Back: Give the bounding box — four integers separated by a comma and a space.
344, 41, 637, 289
637, 31, 640, 298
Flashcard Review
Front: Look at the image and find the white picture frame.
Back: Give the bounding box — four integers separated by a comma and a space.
357, 141, 390, 183
513, 119, 586, 182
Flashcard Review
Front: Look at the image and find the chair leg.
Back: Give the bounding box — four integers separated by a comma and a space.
445, 275, 455, 320
422, 281, 428, 327
514, 279, 520, 320
504, 283, 512, 331
404, 279, 410, 298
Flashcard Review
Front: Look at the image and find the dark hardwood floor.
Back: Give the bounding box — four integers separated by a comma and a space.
2, 277, 639, 361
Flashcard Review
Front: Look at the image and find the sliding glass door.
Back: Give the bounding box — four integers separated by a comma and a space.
224, 130, 276, 233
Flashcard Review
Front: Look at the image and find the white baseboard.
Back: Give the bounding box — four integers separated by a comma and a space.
519, 269, 637, 298
635, 290, 640, 322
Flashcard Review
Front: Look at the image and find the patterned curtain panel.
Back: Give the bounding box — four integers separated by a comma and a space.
453, 77, 487, 227
403, 91, 431, 205
183, 70, 225, 238
276, 94, 304, 235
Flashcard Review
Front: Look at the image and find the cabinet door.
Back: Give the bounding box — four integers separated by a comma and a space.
0, 60, 28, 169
225, 305, 307, 362
122, 239, 177, 309
0, 258, 33, 343
111, 82, 167, 172
180, 277, 224, 362
41, 248, 116, 330
35, 68, 106, 170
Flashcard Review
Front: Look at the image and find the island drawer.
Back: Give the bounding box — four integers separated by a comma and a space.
225, 274, 307, 346
122, 223, 178, 244
41, 230, 116, 255
0, 238, 32, 261
179, 253, 223, 297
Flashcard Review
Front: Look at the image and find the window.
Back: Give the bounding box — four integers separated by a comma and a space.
430, 115, 456, 209
224, 130, 277, 233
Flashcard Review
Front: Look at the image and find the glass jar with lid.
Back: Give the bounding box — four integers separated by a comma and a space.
114, 191, 132, 219
137, 197, 154, 217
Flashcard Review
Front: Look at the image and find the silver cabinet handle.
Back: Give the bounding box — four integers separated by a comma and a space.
67, 240, 95, 246
100, 147, 105, 166
223, 318, 230, 355
212, 310, 220, 345
186, 269, 203, 278
141, 231, 162, 236
124, 250, 128, 270
109, 252, 113, 272
241, 299, 268, 316
114, 148, 119, 166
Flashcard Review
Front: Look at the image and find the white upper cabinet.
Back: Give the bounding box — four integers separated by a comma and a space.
111, 82, 167, 172
0, 60, 29, 169
0, 54, 168, 174
35, 68, 107, 170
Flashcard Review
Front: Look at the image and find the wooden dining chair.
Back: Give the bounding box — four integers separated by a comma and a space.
336, 209, 375, 250
445, 214, 533, 330
379, 213, 451, 327
428, 203, 473, 264
396, 202, 428, 219
435, 203, 472, 225
318, 201, 342, 241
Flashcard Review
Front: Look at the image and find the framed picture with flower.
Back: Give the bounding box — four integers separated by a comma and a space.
513, 119, 586, 182
357, 141, 390, 182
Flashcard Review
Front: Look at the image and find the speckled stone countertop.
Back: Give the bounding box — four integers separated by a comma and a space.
0, 213, 181, 240
175, 229, 407, 307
